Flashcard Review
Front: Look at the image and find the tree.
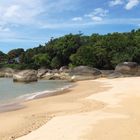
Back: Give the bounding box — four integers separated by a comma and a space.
33, 53, 50, 67
8, 48, 24, 59
0, 51, 7, 63
70, 45, 107, 69
51, 57, 61, 69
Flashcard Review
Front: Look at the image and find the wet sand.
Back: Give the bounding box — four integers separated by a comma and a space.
0, 80, 106, 140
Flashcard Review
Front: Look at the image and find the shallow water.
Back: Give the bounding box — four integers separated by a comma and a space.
0, 78, 71, 104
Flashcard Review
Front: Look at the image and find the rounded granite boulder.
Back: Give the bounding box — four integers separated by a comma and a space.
13, 70, 38, 82
115, 62, 138, 75
69, 66, 102, 81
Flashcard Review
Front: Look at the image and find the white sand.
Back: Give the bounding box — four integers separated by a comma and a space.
17, 77, 140, 140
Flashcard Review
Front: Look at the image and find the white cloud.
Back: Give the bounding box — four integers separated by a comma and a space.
3, 5, 20, 18
0, 26, 10, 32
85, 8, 108, 18
0, 0, 81, 29
0, 0, 44, 29
109, 0, 124, 7
72, 17, 83, 21
109, 0, 140, 10
125, 0, 140, 10
0, 0, 82, 42
41, 18, 140, 29
91, 16, 103, 22
85, 8, 108, 22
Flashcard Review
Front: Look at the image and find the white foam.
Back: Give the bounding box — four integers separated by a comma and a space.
16, 84, 73, 101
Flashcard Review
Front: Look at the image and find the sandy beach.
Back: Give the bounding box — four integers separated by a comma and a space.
0, 77, 140, 140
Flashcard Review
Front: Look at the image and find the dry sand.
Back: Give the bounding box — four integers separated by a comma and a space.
1, 77, 140, 140
0, 80, 106, 140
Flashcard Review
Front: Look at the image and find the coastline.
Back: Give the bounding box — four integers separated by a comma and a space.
0, 79, 106, 140
0, 79, 73, 113
1, 77, 140, 140
17, 77, 140, 140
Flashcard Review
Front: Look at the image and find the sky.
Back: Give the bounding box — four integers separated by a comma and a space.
0, 0, 140, 53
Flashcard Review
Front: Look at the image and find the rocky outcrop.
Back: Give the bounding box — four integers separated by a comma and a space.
42, 71, 71, 80
3, 63, 140, 82
70, 66, 101, 75
37, 68, 50, 78
100, 70, 114, 77
42, 66, 102, 81
13, 70, 38, 82
59, 66, 70, 73
69, 66, 102, 81
115, 62, 138, 75
0, 68, 15, 77
100, 70, 123, 78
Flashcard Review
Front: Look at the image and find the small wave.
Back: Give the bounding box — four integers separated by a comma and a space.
16, 84, 74, 101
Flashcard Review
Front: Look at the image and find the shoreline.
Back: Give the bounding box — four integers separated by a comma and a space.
17, 77, 140, 140
1, 77, 140, 140
0, 79, 106, 140
0, 80, 73, 113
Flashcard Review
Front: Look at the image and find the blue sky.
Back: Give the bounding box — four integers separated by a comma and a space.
0, 0, 140, 53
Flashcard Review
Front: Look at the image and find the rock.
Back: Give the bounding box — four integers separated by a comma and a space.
69, 66, 101, 81
0, 68, 15, 77
70, 66, 101, 76
69, 75, 97, 82
101, 70, 115, 77
42, 72, 54, 80
13, 70, 38, 82
37, 68, 49, 78
100, 70, 123, 78
0, 71, 5, 77
107, 71, 123, 78
51, 69, 59, 73
59, 66, 70, 73
136, 66, 140, 76
42, 72, 71, 80
115, 62, 138, 75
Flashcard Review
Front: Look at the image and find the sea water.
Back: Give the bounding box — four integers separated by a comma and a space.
0, 78, 72, 105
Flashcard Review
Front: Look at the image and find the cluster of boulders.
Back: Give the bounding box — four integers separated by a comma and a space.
0, 66, 102, 82
37, 66, 101, 82
0, 68, 16, 78
1, 62, 140, 83
102, 62, 140, 78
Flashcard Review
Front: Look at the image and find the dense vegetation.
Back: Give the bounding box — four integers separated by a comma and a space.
0, 29, 140, 70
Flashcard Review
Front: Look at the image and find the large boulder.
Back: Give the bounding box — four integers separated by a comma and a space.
70, 66, 101, 76
13, 70, 38, 82
115, 62, 138, 75
101, 70, 114, 77
0, 68, 15, 77
69, 66, 101, 81
101, 70, 124, 78
42, 72, 54, 80
37, 68, 50, 78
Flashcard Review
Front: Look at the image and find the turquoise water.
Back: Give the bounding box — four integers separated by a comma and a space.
0, 78, 71, 104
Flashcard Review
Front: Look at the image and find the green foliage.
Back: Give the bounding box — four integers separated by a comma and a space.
0, 51, 7, 63
70, 45, 108, 68
51, 57, 61, 69
1, 29, 140, 70
8, 48, 24, 59
33, 53, 50, 67
2, 64, 25, 70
